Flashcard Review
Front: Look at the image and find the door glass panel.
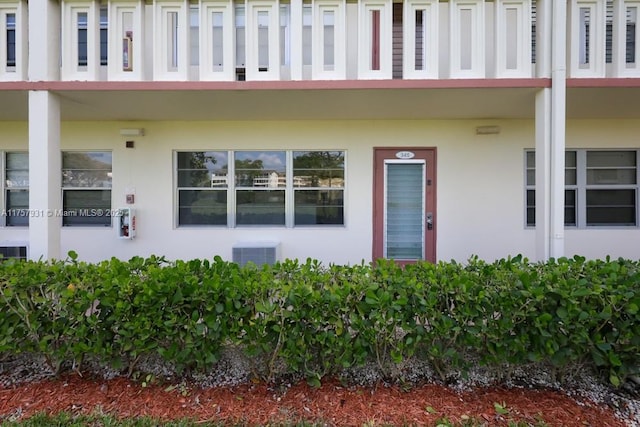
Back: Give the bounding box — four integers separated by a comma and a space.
385, 163, 424, 259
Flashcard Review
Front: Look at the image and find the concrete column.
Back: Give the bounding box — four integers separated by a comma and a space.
28, 1, 62, 260
535, 88, 551, 261
534, 0, 566, 261
535, 0, 552, 79
549, 0, 567, 258
28, 91, 62, 261
290, 0, 303, 80
28, 0, 60, 81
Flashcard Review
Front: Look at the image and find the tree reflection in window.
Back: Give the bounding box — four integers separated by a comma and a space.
293, 151, 344, 225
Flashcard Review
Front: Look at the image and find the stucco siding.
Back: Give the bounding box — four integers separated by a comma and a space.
1, 118, 639, 263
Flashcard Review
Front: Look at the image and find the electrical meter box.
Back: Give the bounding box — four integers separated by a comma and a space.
116, 208, 136, 239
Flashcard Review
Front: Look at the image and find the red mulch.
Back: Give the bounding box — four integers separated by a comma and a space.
0, 374, 628, 426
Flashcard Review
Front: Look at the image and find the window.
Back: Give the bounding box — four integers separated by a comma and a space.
100, 7, 108, 65
235, 4, 246, 79
177, 151, 228, 226
168, 11, 179, 71
579, 7, 591, 66
370, 9, 381, 71
257, 11, 270, 71
323, 10, 335, 70
531, 1, 536, 64
62, 151, 112, 226
190, 5, 199, 66
6, 13, 15, 68
235, 151, 285, 224
605, 4, 637, 64
4, 152, 28, 226
525, 149, 638, 227
212, 11, 223, 68
176, 150, 345, 227
78, 12, 88, 67
280, 4, 290, 66
302, 4, 311, 66
293, 151, 344, 225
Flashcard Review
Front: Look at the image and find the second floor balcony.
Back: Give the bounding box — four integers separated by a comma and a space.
1, 0, 640, 83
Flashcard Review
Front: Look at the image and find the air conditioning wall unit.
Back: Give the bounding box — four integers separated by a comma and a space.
0, 245, 27, 260
232, 241, 281, 267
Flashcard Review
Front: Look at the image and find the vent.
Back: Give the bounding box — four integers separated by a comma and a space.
0, 245, 27, 260
232, 241, 280, 267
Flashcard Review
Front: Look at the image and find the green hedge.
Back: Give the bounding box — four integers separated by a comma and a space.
0, 253, 638, 386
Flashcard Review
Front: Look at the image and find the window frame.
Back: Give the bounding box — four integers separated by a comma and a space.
525, 148, 640, 229
61, 150, 113, 227
175, 149, 346, 228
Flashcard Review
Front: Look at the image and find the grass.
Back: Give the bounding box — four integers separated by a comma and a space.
1, 413, 226, 427
0, 412, 552, 427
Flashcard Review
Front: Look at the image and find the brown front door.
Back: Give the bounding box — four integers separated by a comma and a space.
373, 147, 437, 263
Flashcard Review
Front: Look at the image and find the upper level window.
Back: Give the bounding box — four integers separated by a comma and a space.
236, 5, 245, 71
280, 4, 290, 67
6, 13, 15, 68
4, 152, 28, 226
190, 5, 199, 66
176, 150, 346, 227
62, 151, 112, 226
605, 3, 637, 64
525, 149, 638, 227
302, 4, 311, 66
100, 7, 108, 65
78, 12, 88, 67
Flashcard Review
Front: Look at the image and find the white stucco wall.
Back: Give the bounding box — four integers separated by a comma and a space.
436, 119, 536, 261
2, 118, 640, 264
55, 119, 539, 264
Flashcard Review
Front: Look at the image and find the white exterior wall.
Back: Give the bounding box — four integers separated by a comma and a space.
4, 118, 640, 263
437, 120, 536, 261
53, 119, 536, 264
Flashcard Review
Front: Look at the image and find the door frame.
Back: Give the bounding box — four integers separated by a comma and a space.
372, 147, 437, 263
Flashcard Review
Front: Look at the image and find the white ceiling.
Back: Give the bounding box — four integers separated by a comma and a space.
1, 83, 639, 121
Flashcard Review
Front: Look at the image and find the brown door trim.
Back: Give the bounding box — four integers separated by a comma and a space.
372, 147, 437, 263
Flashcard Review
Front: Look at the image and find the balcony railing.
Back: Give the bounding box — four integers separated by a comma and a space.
2, 0, 640, 83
